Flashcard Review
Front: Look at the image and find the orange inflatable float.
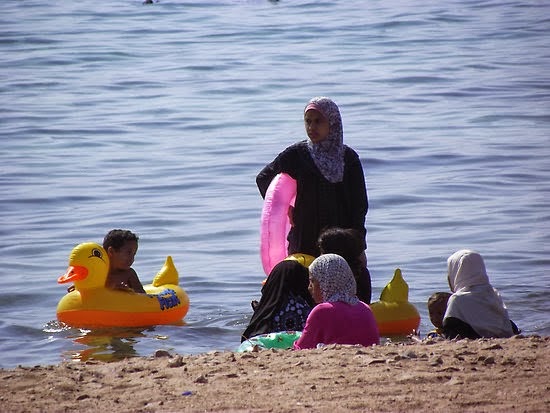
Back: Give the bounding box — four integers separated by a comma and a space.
56, 242, 189, 328
370, 268, 420, 336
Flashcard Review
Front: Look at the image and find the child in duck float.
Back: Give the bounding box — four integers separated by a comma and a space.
103, 229, 145, 293
57, 241, 189, 328
293, 254, 379, 350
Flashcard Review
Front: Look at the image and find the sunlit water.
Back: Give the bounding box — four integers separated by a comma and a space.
1, 0, 549, 368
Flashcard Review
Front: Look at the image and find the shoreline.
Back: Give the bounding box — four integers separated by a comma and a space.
1, 335, 548, 412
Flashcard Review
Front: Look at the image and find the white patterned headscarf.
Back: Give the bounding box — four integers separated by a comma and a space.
309, 253, 359, 305
444, 249, 514, 338
304, 97, 345, 183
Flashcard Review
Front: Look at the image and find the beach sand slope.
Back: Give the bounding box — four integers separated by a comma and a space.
1, 335, 548, 412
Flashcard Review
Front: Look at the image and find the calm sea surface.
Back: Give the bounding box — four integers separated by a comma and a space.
1, 0, 549, 368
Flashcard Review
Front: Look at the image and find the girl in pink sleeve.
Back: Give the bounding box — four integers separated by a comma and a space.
293, 254, 379, 350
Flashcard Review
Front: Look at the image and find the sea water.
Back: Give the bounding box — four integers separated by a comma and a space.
1, 0, 549, 368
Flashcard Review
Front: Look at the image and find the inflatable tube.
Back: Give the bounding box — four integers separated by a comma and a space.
260, 173, 297, 275
285, 253, 315, 268
261, 253, 316, 286
370, 301, 421, 336
237, 331, 302, 352
56, 242, 189, 328
370, 268, 420, 336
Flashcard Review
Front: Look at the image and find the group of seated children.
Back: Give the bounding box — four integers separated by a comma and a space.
243, 240, 520, 348
242, 227, 373, 342
242, 227, 380, 348
100, 228, 519, 348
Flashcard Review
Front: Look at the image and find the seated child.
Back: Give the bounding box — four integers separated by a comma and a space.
293, 254, 379, 350
426, 292, 451, 338
317, 227, 372, 304
442, 249, 519, 339
241, 260, 315, 342
102, 229, 146, 293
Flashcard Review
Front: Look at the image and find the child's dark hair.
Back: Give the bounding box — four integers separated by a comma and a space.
103, 229, 139, 251
427, 292, 451, 309
317, 227, 364, 262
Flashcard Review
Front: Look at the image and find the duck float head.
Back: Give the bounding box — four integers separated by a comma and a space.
57, 242, 189, 328
58, 242, 110, 291
369, 268, 420, 336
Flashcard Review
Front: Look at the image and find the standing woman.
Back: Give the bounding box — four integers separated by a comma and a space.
256, 97, 368, 259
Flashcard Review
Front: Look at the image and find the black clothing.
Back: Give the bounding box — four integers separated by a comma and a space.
241, 260, 315, 342
353, 265, 372, 305
442, 317, 481, 339
443, 317, 521, 340
256, 141, 368, 257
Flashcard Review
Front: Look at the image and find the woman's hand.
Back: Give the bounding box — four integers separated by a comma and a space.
288, 205, 294, 226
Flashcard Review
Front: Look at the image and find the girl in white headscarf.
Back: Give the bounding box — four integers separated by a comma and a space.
443, 249, 519, 339
293, 254, 379, 349
256, 97, 369, 262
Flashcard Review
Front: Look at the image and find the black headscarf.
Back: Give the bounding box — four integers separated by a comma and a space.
241, 260, 314, 342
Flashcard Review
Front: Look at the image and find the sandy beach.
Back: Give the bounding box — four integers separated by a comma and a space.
1, 335, 548, 412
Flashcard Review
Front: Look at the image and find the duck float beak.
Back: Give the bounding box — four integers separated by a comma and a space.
58, 265, 88, 284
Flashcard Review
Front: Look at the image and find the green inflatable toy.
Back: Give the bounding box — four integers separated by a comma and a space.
237, 331, 302, 352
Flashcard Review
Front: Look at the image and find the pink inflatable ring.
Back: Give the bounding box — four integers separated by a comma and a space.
260, 173, 297, 275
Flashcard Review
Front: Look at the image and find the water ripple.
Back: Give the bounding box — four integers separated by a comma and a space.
0, 0, 548, 367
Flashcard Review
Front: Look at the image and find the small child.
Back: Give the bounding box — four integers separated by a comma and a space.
318, 227, 372, 304
426, 292, 451, 338
102, 229, 146, 293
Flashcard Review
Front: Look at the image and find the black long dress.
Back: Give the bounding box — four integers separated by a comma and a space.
256, 140, 368, 257
241, 260, 315, 342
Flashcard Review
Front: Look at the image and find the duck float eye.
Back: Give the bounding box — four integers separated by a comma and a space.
91, 248, 103, 259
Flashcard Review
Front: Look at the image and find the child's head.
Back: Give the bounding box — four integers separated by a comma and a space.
427, 292, 451, 329
103, 229, 139, 270
318, 227, 364, 264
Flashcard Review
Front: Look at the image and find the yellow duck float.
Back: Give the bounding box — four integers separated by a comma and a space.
57, 242, 190, 328
370, 268, 420, 336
